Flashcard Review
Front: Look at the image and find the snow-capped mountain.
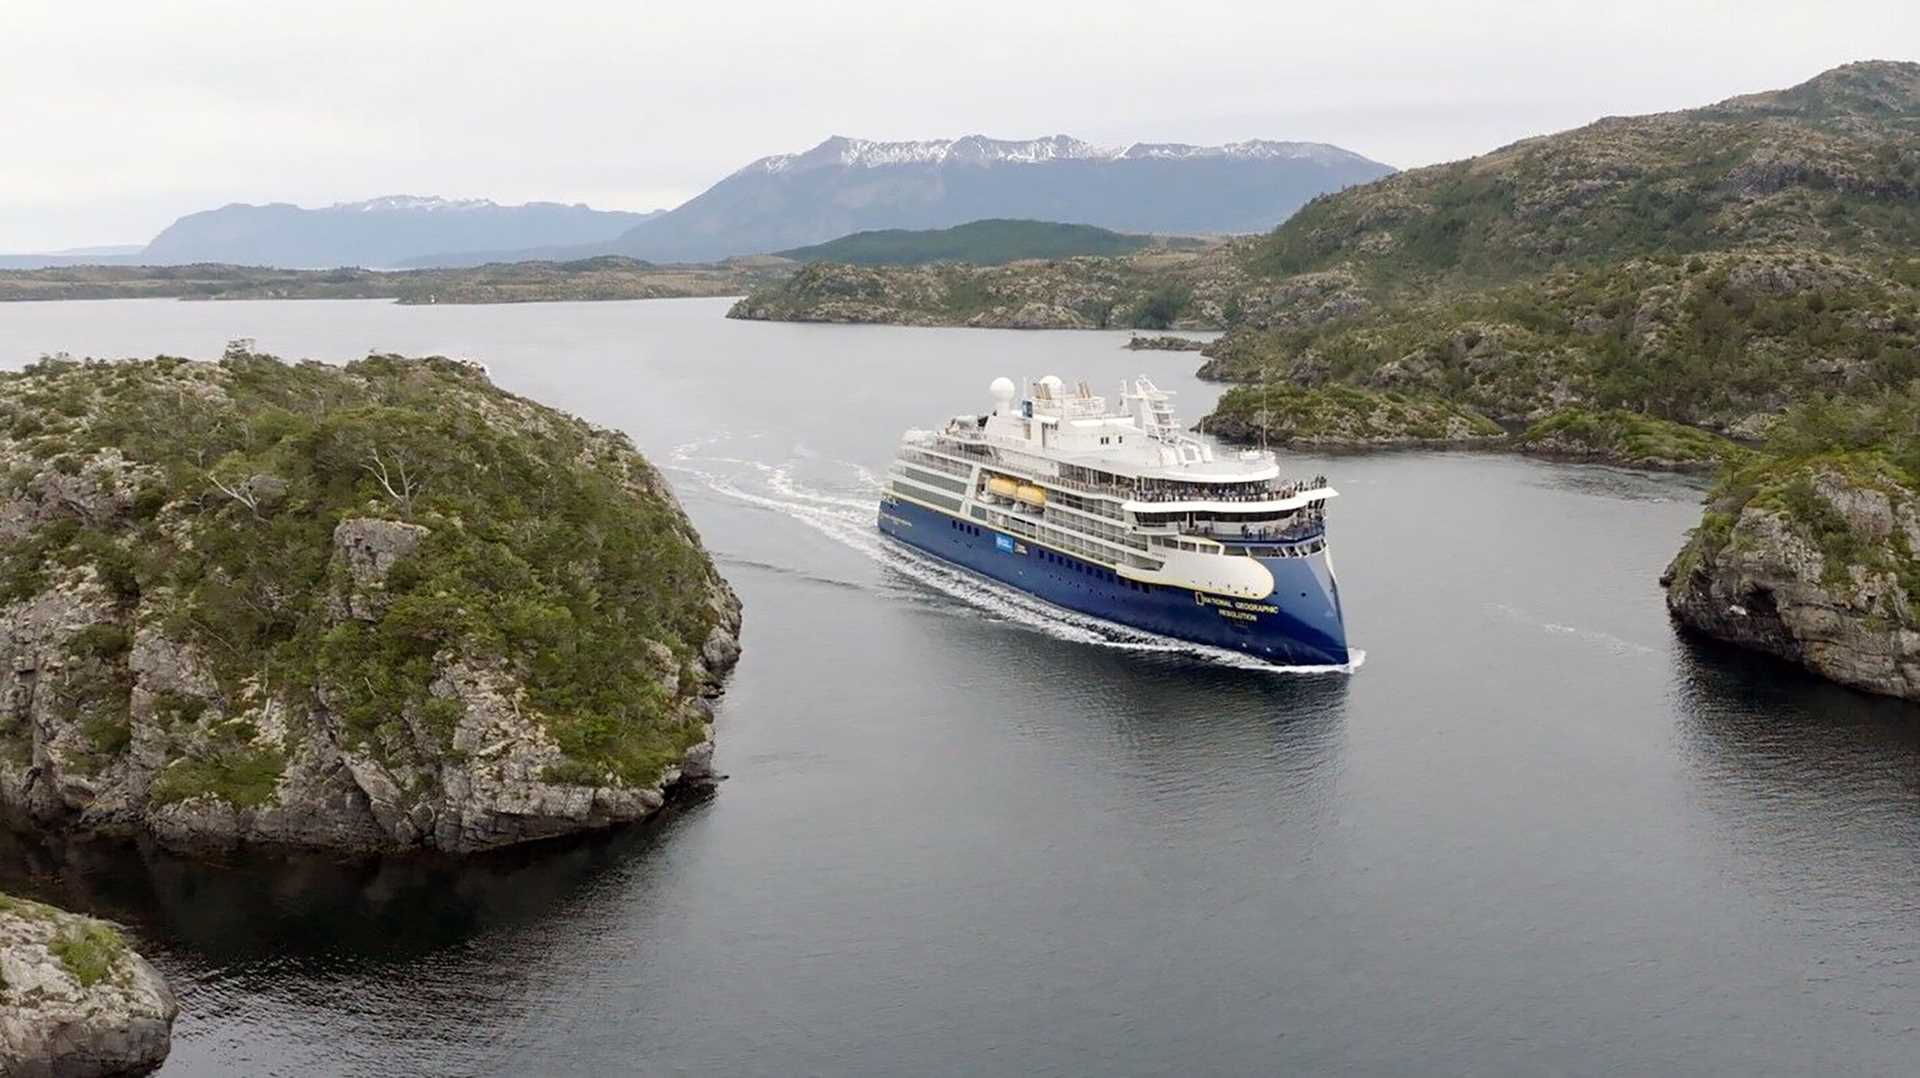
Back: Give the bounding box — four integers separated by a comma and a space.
745, 134, 1379, 174
601, 133, 1392, 263
138, 197, 657, 268
330, 195, 504, 213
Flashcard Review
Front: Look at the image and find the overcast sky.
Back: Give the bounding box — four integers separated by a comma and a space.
3, 0, 1914, 251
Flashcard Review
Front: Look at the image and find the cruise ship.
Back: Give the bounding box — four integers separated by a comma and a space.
878, 375, 1350, 665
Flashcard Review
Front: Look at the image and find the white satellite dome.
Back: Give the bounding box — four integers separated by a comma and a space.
989, 376, 1016, 412
1039, 374, 1064, 393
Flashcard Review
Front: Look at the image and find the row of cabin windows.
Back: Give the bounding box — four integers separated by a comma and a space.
1034, 548, 1157, 593
949, 519, 982, 537
1038, 547, 1113, 583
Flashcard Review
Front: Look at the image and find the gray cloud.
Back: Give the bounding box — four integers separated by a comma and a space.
3, 0, 1913, 251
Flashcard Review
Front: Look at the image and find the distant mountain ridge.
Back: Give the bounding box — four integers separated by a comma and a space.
583, 133, 1393, 264
9, 131, 1387, 270
136, 197, 659, 268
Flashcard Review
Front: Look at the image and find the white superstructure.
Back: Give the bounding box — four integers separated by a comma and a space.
884, 375, 1336, 599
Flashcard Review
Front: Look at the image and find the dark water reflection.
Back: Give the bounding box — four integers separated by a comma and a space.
0, 299, 1917, 1075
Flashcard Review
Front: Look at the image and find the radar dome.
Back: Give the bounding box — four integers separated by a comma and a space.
990, 377, 1016, 412
1039, 374, 1064, 393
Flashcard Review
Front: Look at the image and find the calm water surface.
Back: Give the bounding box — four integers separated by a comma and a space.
2, 298, 1919, 1076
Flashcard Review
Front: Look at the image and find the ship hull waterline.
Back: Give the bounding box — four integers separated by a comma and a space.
878, 497, 1351, 667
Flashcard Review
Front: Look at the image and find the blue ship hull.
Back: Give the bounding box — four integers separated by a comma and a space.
877, 497, 1350, 666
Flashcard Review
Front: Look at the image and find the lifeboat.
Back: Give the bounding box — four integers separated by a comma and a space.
985, 476, 1019, 503
1015, 484, 1047, 508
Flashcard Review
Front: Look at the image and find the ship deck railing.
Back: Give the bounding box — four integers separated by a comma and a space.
1218, 538, 1329, 559
1031, 472, 1332, 506
1185, 520, 1326, 544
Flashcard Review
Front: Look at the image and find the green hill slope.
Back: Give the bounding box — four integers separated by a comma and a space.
775, 219, 1158, 265
1248, 60, 1920, 286
1196, 61, 1920, 437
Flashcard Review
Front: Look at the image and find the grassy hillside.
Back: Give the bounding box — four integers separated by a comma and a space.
1193, 60, 1920, 442
1248, 61, 1920, 286
1204, 383, 1504, 447
1199, 248, 1920, 428
775, 219, 1159, 265
730, 248, 1238, 330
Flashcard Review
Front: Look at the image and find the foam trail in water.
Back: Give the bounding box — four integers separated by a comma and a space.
1485, 602, 1657, 657
671, 437, 1364, 674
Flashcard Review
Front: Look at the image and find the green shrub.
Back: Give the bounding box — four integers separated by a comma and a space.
48, 920, 125, 987
69, 622, 130, 659
149, 746, 287, 808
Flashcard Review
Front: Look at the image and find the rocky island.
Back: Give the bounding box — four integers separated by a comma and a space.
0, 347, 740, 855
1125, 335, 1209, 352
1663, 396, 1920, 700
1, 892, 176, 1077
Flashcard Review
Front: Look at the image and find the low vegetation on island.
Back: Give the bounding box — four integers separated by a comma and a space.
1203, 383, 1504, 448
0, 346, 740, 854
0, 891, 178, 1075
1514, 409, 1742, 469
729, 245, 1242, 330
775, 218, 1175, 265
0, 255, 791, 305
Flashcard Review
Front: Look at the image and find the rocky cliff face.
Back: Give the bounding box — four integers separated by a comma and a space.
0, 350, 740, 855
0, 893, 176, 1077
1664, 457, 1920, 699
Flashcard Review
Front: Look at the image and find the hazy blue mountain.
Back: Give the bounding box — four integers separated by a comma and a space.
139, 196, 659, 267
597, 135, 1393, 262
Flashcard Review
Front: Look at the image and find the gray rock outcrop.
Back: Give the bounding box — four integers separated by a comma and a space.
0, 895, 177, 1077
1663, 462, 1920, 698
